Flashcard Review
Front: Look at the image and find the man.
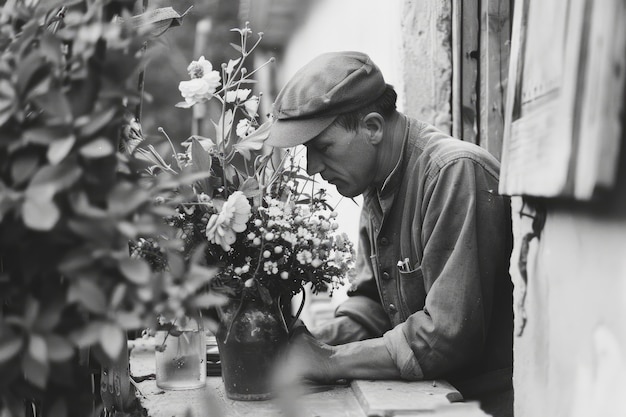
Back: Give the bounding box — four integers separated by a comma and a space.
266, 51, 513, 417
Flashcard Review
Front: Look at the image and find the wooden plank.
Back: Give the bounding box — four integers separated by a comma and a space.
460, 0, 479, 143
479, 0, 511, 160
351, 380, 463, 416
401, 0, 453, 134
574, 0, 626, 199
451, 0, 462, 139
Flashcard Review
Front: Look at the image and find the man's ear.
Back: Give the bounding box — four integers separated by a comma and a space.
362, 112, 384, 145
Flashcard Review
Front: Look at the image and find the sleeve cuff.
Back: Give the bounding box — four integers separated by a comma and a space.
335, 295, 392, 337
383, 324, 424, 380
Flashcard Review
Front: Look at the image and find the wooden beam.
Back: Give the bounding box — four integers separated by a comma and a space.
479, 0, 511, 160
460, 0, 479, 143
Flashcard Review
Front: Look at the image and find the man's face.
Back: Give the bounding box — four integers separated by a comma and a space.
304, 122, 378, 198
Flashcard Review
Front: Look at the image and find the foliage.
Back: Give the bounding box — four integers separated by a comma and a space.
128, 23, 356, 310
0, 1, 219, 415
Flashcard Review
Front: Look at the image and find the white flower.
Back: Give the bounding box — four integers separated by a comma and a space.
236, 119, 255, 138
179, 78, 214, 106
225, 58, 240, 75
187, 56, 215, 80
205, 191, 252, 251
179, 57, 221, 106
225, 89, 251, 103
244, 96, 259, 117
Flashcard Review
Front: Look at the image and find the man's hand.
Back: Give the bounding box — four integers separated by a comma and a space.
274, 326, 338, 386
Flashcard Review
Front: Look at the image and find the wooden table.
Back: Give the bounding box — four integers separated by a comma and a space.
129, 339, 489, 417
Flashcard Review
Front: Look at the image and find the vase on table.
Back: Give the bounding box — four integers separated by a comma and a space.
155, 313, 206, 390
216, 295, 289, 400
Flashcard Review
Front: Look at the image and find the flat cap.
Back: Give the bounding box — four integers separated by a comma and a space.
266, 51, 386, 148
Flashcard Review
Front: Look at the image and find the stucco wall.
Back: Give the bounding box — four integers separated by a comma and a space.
511, 136, 626, 417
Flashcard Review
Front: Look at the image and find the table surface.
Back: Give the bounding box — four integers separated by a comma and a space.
129, 339, 489, 417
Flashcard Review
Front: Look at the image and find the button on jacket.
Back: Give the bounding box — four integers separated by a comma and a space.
331, 117, 513, 392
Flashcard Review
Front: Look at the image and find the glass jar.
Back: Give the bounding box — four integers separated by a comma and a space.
155, 314, 206, 390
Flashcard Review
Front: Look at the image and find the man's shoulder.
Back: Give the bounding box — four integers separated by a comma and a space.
409, 120, 500, 176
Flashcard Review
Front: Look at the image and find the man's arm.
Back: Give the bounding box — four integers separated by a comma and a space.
281, 329, 400, 384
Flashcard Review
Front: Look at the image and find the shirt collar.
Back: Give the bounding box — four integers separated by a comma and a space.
378, 114, 410, 199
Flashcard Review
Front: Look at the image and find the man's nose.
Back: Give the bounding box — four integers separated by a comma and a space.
306, 149, 324, 176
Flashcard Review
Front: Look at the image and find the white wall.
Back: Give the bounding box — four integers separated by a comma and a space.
275, 0, 405, 250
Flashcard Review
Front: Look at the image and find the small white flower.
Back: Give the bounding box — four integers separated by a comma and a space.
225, 89, 251, 103
244, 96, 260, 117
236, 119, 255, 138
225, 58, 240, 75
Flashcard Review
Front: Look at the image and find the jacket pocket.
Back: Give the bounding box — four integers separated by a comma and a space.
397, 265, 427, 317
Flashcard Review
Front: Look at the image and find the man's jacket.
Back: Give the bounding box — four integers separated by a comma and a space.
320, 116, 513, 398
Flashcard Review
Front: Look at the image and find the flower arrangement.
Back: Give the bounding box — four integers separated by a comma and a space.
129, 23, 355, 311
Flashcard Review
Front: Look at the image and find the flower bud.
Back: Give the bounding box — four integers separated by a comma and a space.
244, 278, 255, 288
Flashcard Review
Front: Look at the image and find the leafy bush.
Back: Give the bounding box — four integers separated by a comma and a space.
0, 2, 214, 415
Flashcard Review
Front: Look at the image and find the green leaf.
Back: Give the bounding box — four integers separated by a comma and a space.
0, 335, 23, 364
75, 107, 117, 139
192, 292, 228, 309
23, 125, 73, 145
32, 88, 72, 124
166, 251, 185, 278
239, 177, 260, 198
16, 50, 47, 96
68, 280, 107, 314
69, 321, 105, 348
33, 299, 64, 332
25, 161, 82, 201
58, 248, 95, 274
108, 181, 150, 216
11, 153, 40, 185
0, 78, 17, 127
28, 334, 47, 364
79, 137, 114, 158
46, 334, 74, 362
47, 134, 75, 164
69, 191, 107, 218
258, 284, 273, 305
109, 284, 127, 310
99, 322, 125, 361
117, 6, 191, 38
22, 350, 49, 389
114, 310, 143, 330
119, 258, 151, 285
230, 42, 242, 52
190, 137, 212, 195
22, 197, 60, 231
